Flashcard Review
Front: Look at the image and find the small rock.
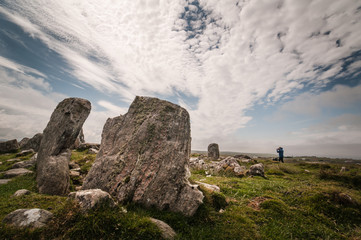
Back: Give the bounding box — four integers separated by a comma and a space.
4, 168, 33, 178
87, 148, 99, 154
12, 160, 35, 169
304, 169, 310, 173
69, 170, 80, 177
149, 218, 176, 240
248, 163, 265, 177
219, 209, 225, 213
196, 181, 220, 192
16, 149, 35, 157
7, 158, 20, 162
2, 208, 53, 228
0, 179, 11, 185
69, 161, 80, 169
75, 186, 82, 191
68, 189, 116, 212
340, 166, 347, 173
13, 189, 31, 197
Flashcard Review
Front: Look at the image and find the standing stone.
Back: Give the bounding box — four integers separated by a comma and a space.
83, 96, 203, 216
0, 139, 19, 153
208, 143, 220, 160
36, 98, 91, 195
20, 133, 43, 152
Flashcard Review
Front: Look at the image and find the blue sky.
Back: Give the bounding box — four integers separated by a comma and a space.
0, 0, 361, 159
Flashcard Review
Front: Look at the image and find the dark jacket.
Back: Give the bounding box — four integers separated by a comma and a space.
277, 148, 284, 158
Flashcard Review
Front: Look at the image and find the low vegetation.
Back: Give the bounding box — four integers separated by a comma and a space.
1, 151, 360, 239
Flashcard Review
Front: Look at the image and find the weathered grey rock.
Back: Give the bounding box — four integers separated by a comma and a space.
0, 139, 19, 153
88, 148, 99, 154
11, 160, 35, 169
196, 181, 220, 192
72, 129, 85, 149
83, 96, 203, 216
77, 142, 100, 151
68, 189, 116, 212
16, 149, 35, 157
2, 209, 53, 228
208, 143, 220, 160
0, 179, 11, 185
248, 163, 265, 177
36, 98, 91, 195
20, 133, 43, 152
13, 189, 31, 197
19, 137, 30, 149
4, 168, 33, 178
7, 158, 20, 162
150, 218, 176, 240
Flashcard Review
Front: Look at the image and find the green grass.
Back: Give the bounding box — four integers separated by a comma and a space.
1, 151, 361, 239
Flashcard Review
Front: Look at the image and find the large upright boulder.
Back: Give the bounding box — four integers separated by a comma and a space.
208, 143, 220, 160
83, 96, 203, 216
0, 139, 19, 153
36, 98, 91, 195
20, 133, 43, 152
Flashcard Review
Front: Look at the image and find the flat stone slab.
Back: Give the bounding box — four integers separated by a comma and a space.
0, 179, 11, 185
4, 168, 33, 178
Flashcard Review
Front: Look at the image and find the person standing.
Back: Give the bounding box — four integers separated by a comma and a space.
277, 147, 284, 163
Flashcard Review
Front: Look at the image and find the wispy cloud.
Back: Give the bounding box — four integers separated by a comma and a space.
1, 0, 361, 155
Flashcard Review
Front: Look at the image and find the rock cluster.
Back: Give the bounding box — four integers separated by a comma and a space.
83, 96, 203, 216
190, 156, 247, 176
36, 98, 91, 195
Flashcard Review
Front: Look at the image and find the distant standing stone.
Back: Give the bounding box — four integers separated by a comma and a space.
0, 139, 19, 153
208, 143, 220, 160
36, 98, 91, 195
83, 96, 203, 216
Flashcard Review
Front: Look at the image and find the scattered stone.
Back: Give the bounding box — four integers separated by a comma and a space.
83, 96, 203, 216
68, 189, 116, 212
208, 143, 220, 160
0, 139, 19, 153
190, 156, 246, 177
69, 161, 80, 169
75, 186, 82, 191
7, 158, 20, 162
4, 168, 33, 178
16, 149, 35, 157
11, 160, 35, 169
332, 192, 357, 206
88, 148, 99, 154
36, 98, 91, 195
69, 170, 80, 177
2, 208, 53, 228
248, 163, 265, 177
0, 179, 11, 185
150, 218, 176, 240
13, 189, 31, 197
219, 209, 225, 213
196, 181, 220, 193
304, 169, 310, 173
20, 133, 43, 152
77, 143, 100, 151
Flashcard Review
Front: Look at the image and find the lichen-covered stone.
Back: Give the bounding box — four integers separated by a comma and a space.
68, 189, 116, 212
2, 209, 53, 228
36, 98, 91, 195
83, 96, 203, 216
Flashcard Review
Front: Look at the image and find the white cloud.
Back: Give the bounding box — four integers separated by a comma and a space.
280, 84, 361, 116
1, 0, 361, 156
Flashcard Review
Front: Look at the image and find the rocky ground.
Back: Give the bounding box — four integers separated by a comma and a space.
1, 149, 360, 239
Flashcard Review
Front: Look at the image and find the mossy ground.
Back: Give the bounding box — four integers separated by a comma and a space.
0, 151, 360, 239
